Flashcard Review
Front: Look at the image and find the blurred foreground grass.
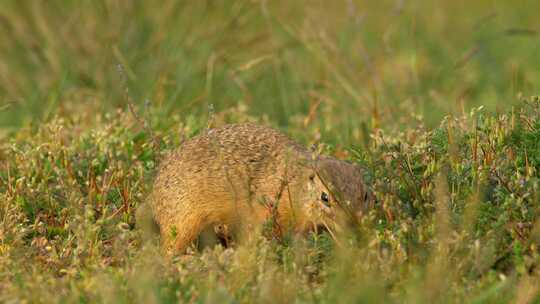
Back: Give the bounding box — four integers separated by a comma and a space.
2, 95, 540, 303
1, 1, 540, 303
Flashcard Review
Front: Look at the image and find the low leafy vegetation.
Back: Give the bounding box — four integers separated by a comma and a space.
1, 98, 539, 303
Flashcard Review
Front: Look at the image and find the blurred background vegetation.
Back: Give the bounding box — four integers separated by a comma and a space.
1, 0, 539, 134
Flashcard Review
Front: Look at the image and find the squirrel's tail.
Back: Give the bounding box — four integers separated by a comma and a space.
135, 200, 160, 245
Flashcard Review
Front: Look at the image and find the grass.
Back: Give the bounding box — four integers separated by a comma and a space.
1, 1, 540, 303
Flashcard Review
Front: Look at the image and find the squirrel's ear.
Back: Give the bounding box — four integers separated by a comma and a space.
314, 157, 342, 186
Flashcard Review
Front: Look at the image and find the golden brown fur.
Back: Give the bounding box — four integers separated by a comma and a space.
149, 123, 372, 254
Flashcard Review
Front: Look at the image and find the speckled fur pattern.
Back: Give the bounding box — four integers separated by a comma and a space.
149, 123, 371, 254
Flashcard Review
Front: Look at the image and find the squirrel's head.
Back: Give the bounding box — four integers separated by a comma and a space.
301, 156, 374, 234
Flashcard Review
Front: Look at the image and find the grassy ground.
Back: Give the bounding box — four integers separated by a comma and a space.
1, 1, 540, 303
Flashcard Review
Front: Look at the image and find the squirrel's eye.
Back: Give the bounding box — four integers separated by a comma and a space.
321, 192, 330, 206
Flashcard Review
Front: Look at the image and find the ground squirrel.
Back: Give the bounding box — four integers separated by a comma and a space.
149, 123, 373, 254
